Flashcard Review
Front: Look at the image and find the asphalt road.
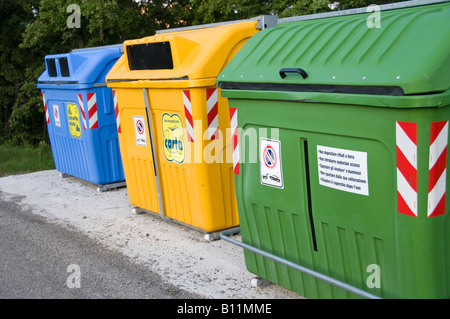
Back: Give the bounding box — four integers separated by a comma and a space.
0, 193, 203, 299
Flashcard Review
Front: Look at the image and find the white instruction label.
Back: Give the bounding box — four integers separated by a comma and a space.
260, 138, 284, 189
53, 104, 61, 127
317, 145, 368, 196
133, 115, 147, 146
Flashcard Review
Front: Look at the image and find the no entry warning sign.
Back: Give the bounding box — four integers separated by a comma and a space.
263, 145, 277, 168
260, 138, 283, 189
133, 115, 147, 146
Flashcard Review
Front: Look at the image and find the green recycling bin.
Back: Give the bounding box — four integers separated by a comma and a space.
218, 1, 450, 299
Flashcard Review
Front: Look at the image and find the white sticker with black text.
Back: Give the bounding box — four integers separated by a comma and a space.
317, 145, 368, 196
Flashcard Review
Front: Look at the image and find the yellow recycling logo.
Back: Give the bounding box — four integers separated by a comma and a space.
162, 113, 185, 164
67, 102, 81, 139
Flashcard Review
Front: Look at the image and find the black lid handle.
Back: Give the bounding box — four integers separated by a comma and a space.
279, 68, 308, 79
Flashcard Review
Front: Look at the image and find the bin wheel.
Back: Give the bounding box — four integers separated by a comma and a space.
204, 233, 220, 241
97, 182, 126, 193
250, 277, 271, 288
132, 207, 144, 215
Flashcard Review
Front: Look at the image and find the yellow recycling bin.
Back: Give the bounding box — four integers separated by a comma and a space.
106, 17, 274, 235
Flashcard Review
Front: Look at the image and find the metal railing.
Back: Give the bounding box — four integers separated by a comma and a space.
220, 227, 382, 299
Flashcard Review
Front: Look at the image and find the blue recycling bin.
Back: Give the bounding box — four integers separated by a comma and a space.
37, 45, 125, 188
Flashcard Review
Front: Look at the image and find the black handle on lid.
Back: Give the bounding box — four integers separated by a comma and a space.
279, 68, 308, 79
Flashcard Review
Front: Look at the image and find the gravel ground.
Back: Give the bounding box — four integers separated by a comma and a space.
0, 170, 302, 299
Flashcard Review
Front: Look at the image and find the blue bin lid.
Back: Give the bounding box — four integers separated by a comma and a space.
37, 45, 123, 89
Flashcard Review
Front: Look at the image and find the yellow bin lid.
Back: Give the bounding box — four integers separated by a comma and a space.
106, 17, 273, 88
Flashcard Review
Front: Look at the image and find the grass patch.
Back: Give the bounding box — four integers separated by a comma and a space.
0, 142, 55, 177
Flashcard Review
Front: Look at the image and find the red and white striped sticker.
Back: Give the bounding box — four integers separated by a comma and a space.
206, 88, 219, 140
183, 90, 194, 142
87, 92, 98, 129
113, 90, 121, 133
42, 92, 50, 124
77, 94, 87, 130
230, 107, 239, 175
428, 121, 448, 217
396, 121, 418, 217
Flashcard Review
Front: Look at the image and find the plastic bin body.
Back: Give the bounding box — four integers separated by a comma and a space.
37, 46, 125, 185
106, 21, 260, 232
218, 2, 450, 298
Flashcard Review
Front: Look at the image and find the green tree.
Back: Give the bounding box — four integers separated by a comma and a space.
21, 0, 159, 52
188, 0, 274, 24
139, 0, 196, 29
275, 0, 332, 17
0, 0, 44, 145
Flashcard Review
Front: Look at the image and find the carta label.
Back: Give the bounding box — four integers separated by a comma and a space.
162, 113, 185, 164
67, 102, 81, 139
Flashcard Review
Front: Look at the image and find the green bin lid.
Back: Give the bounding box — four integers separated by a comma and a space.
218, 2, 450, 99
